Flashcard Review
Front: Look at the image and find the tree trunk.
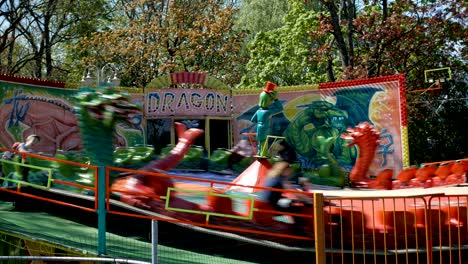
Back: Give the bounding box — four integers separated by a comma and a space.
326, 57, 335, 82
322, 0, 350, 69
44, 14, 52, 77
382, 0, 387, 22
346, 0, 354, 69
7, 29, 16, 74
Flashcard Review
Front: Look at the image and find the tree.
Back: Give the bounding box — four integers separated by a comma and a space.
311, 0, 467, 163
0, 0, 29, 74
237, 0, 327, 88
0, 0, 111, 80
407, 80, 468, 163
235, 0, 289, 39
311, 0, 467, 88
239, 0, 466, 88
76, 0, 246, 88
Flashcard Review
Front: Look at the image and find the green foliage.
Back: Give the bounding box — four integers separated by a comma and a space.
235, 0, 289, 37
1, 0, 111, 80
310, 0, 467, 85
407, 80, 468, 163
76, 0, 247, 88
238, 0, 327, 88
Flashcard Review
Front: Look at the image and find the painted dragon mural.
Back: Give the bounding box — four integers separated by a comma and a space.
0, 89, 80, 154
237, 87, 384, 187
0, 87, 144, 156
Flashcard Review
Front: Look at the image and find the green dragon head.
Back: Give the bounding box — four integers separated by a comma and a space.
304, 101, 348, 129
75, 87, 142, 166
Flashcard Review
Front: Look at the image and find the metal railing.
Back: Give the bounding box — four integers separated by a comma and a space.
0, 256, 150, 263
0, 150, 467, 264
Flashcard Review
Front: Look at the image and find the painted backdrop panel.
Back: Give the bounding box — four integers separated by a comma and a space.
232, 75, 406, 177
0, 81, 144, 155
0, 83, 79, 154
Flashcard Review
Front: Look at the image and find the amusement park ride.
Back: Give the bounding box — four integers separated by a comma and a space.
0, 74, 467, 253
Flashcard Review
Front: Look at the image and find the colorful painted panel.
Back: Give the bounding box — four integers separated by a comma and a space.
0, 80, 145, 155
0, 83, 79, 155
232, 75, 407, 177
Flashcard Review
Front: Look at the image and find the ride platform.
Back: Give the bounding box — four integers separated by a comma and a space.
0, 186, 316, 264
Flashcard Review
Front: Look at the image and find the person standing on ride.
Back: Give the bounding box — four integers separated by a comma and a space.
251, 82, 283, 157
17, 134, 41, 182
258, 161, 312, 233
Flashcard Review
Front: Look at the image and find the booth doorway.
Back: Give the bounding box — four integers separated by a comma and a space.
146, 118, 232, 158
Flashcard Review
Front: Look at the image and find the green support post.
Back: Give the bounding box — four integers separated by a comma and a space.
97, 165, 107, 255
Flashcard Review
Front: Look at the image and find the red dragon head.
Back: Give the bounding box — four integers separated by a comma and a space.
340, 122, 380, 147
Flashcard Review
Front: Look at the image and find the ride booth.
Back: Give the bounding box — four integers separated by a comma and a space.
144, 73, 235, 171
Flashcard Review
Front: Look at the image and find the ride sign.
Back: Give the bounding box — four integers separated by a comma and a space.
145, 89, 231, 117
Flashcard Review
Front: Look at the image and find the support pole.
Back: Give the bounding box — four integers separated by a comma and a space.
97, 166, 107, 255
152, 220, 159, 264
313, 192, 325, 264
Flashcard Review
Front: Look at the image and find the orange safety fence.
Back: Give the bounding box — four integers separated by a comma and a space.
321, 191, 467, 264
0, 148, 98, 212
0, 151, 467, 264
427, 194, 468, 264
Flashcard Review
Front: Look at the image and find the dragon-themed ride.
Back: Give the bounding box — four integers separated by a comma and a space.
76, 84, 467, 244
0, 74, 467, 250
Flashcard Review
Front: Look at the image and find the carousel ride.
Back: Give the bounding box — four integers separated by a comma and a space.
1, 83, 467, 251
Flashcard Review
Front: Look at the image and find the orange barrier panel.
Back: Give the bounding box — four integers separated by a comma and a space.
0, 188, 96, 213
0, 149, 98, 211
428, 195, 468, 264
1, 151, 467, 263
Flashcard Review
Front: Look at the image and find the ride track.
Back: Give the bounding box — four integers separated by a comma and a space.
0, 185, 313, 252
